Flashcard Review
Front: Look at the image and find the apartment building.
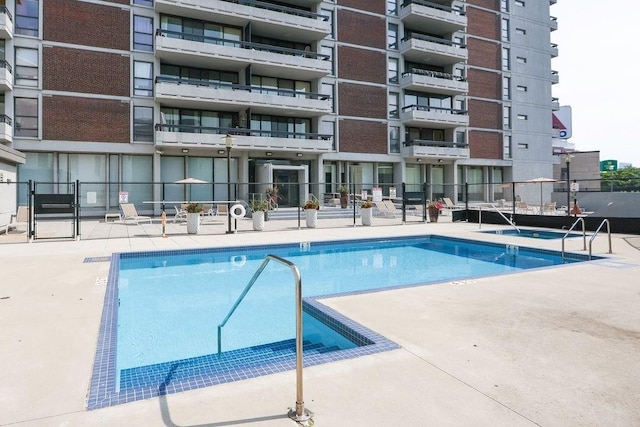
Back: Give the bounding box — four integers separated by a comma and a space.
0, 0, 558, 212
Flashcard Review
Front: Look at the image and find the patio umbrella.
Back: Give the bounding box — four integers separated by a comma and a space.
526, 177, 560, 214
174, 178, 209, 202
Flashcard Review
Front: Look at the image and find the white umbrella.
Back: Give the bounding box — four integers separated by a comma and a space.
174, 177, 208, 184
526, 177, 560, 214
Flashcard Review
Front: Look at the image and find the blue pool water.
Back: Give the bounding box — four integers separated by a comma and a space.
88, 234, 592, 409
480, 228, 581, 239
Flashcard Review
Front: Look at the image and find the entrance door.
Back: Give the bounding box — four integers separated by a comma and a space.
274, 170, 300, 207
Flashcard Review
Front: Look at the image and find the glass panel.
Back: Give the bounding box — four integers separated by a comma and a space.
134, 106, 154, 142
18, 152, 53, 204
16, 0, 39, 37
122, 155, 153, 205
134, 16, 153, 51
187, 157, 213, 201
134, 61, 153, 96
161, 156, 186, 201
15, 98, 38, 137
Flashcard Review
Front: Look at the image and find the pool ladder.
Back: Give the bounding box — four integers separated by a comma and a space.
216, 254, 311, 423
561, 218, 612, 261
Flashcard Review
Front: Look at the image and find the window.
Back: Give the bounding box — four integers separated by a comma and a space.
321, 8, 334, 38
503, 76, 510, 99
134, 0, 153, 6
516, 85, 527, 92
515, 0, 525, 6
502, 47, 510, 70
503, 106, 511, 129
134, 15, 153, 51
501, 0, 509, 12
15, 47, 39, 87
516, 56, 527, 64
15, 98, 38, 137
516, 28, 526, 35
456, 131, 466, 145
134, 106, 154, 142
388, 57, 398, 83
501, 18, 509, 41
387, 23, 398, 49
518, 143, 528, 149
16, 0, 39, 37
388, 92, 399, 118
387, 0, 397, 15
517, 114, 528, 120
134, 61, 153, 97
389, 126, 400, 153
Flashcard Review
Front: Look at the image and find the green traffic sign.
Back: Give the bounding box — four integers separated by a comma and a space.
600, 160, 618, 172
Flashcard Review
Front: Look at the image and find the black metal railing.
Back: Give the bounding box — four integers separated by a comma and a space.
402, 33, 466, 49
221, 0, 330, 21
0, 60, 12, 73
404, 139, 468, 149
1, 6, 13, 22
402, 68, 466, 82
401, 104, 468, 115
155, 124, 332, 140
0, 114, 12, 125
401, 0, 466, 16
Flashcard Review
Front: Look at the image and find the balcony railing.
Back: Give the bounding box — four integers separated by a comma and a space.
402, 33, 466, 49
400, 0, 466, 16
0, 114, 13, 125
221, 0, 329, 21
155, 29, 331, 61
402, 68, 466, 82
0, 60, 12, 73
155, 124, 332, 140
402, 105, 467, 115
155, 76, 330, 100
404, 139, 468, 149
1, 6, 12, 22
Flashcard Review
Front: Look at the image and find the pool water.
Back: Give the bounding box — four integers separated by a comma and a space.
480, 228, 581, 239
89, 234, 592, 409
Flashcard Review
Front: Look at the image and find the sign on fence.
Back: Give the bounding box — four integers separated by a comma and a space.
119, 192, 128, 203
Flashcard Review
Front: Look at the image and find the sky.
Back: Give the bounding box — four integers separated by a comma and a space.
551, 0, 640, 167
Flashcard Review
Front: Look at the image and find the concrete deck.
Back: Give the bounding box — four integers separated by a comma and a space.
1, 219, 639, 426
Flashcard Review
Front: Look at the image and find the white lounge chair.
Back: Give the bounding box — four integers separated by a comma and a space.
5, 206, 29, 233
173, 205, 187, 223
120, 203, 152, 224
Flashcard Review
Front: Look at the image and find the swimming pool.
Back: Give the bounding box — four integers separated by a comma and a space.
480, 228, 581, 239
88, 234, 594, 409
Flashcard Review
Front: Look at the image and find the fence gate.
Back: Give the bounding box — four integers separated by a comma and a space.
31, 181, 79, 240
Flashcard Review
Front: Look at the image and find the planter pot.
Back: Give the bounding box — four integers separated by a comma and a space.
428, 207, 439, 223
305, 209, 318, 228
186, 212, 200, 234
253, 210, 265, 231
340, 195, 348, 209
360, 207, 373, 226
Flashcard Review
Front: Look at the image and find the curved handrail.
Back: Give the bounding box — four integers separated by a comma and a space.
489, 203, 520, 233
561, 217, 586, 261
589, 219, 612, 260
217, 254, 310, 421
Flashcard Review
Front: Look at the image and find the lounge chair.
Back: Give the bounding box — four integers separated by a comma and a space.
442, 197, 464, 212
217, 204, 228, 217
173, 205, 187, 223
120, 203, 152, 224
5, 206, 29, 233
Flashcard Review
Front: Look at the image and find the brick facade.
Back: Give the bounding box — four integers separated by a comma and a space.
337, 46, 386, 84
337, 0, 385, 15
43, 96, 130, 143
469, 130, 502, 159
468, 99, 501, 129
337, 9, 385, 49
468, 68, 500, 100
466, 0, 499, 10
467, 38, 500, 69
338, 119, 388, 154
466, 7, 499, 40
337, 82, 387, 119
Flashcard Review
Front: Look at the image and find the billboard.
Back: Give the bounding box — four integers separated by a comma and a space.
552, 106, 572, 139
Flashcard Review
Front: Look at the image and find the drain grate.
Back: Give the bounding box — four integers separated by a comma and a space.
95, 277, 107, 286
83, 256, 111, 263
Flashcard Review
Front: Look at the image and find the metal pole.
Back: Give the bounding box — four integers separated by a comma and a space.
566, 159, 571, 216
226, 145, 233, 234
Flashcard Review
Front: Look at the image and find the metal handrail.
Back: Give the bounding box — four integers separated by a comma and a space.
589, 219, 612, 260
216, 254, 310, 422
489, 203, 520, 233
561, 217, 586, 261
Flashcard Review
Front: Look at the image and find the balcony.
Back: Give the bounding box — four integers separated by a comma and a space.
551, 96, 559, 110
400, 34, 467, 66
0, 7, 13, 39
550, 42, 558, 57
155, 0, 330, 44
0, 60, 13, 91
400, 105, 469, 128
401, 139, 469, 159
155, 124, 334, 153
551, 70, 559, 84
155, 77, 332, 116
399, 0, 466, 35
155, 29, 332, 81
550, 16, 558, 31
0, 114, 13, 144
399, 69, 467, 96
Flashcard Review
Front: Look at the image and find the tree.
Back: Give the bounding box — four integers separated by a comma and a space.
600, 166, 640, 192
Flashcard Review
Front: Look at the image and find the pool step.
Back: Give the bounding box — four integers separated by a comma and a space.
119, 339, 343, 391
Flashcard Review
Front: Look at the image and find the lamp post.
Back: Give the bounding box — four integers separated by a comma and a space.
563, 153, 571, 217
225, 134, 233, 234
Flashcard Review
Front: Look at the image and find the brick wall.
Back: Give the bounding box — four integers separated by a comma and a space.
467, 38, 500, 69
338, 119, 387, 154
337, 0, 385, 15
468, 99, 501, 129
337, 46, 386, 84
43, 97, 130, 143
468, 68, 500, 99
337, 9, 385, 49
338, 82, 386, 119
466, 0, 499, 10
469, 130, 502, 159
43, 47, 130, 96
44, 0, 129, 50
466, 6, 499, 40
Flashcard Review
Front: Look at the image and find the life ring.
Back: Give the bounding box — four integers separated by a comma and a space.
230, 204, 246, 219
230, 255, 246, 267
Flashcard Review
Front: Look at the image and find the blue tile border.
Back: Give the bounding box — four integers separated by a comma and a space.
87, 234, 598, 409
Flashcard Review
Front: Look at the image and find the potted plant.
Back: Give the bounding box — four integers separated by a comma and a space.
302, 198, 320, 228
338, 185, 349, 209
185, 203, 203, 234
360, 200, 373, 226
249, 199, 268, 231
428, 200, 443, 223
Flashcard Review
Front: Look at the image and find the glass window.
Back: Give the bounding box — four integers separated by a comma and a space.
502, 47, 510, 70
501, 18, 509, 41
516, 28, 526, 35
121, 155, 153, 205
503, 135, 511, 159
517, 114, 528, 120
387, 0, 397, 15
456, 131, 466, 145
321, 8, 334, 38
134, 61, 153, 96
502, 76, 510, 99
389, 126, 400, 153
134, 15, 153, 51
15, 98, 38, 137
388, 57, 398, 83
17, 152, 53, 204
15, 47, 39, 87
516, 56, 527, 64
503, 106, 511, 129
133, 106, 154, 142
16, 0, 39, 37
134, 0, 153, 6
377, 163, 394, 194
388, 92, 399, 118
501, 0, 509, 12
387, 23, 398, 49
517, 85, 527, 92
